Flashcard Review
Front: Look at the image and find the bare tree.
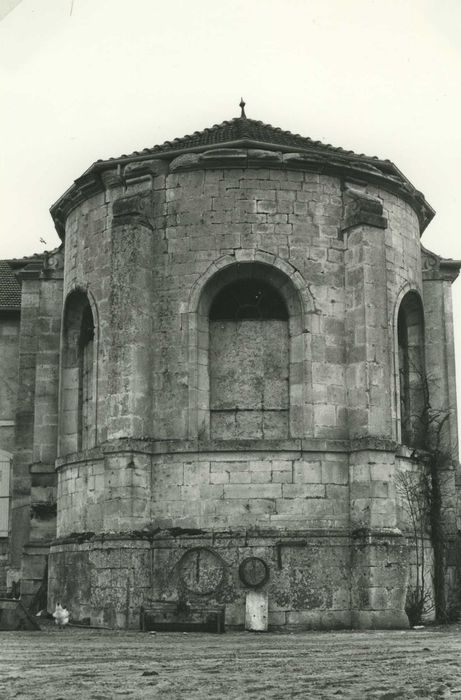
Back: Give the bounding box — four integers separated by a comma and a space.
397, 365, 458, 624
396, 468, 432, 625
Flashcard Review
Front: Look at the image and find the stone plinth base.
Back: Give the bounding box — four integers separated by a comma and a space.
351, 610, 410, 629
48, 528, 410, 630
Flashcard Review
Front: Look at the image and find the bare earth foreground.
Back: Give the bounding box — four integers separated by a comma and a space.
1, 625, 461, 699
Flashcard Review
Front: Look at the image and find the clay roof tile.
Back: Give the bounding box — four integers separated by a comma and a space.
0, 260, 21, 310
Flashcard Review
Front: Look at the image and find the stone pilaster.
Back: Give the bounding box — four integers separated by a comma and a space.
342, 190, 408, 627
106, 186, 157, 440
343, 187, 391, 439
347, 441, 408, 628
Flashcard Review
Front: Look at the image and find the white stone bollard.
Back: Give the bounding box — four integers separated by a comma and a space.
245, 590, 268, 632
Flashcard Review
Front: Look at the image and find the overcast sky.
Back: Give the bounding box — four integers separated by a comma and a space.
1, 0, 461, 426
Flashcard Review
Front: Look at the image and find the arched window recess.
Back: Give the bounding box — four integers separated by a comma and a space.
60, 290, 97, 455
209, 279, 288, 321
397, 291, 425, 448
188, 260, 310, 441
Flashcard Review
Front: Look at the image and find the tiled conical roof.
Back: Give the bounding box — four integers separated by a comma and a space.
109, 115, 386, 164
51, 107, 435, 237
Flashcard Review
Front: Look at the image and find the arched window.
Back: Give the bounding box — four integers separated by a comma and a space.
397, 292, 425, 446
189, 260, 310, 441
60, 291, 96, 455
209, 278, 289, 439
209, 276, 289, 440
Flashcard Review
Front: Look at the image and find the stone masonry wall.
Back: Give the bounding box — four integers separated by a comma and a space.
9, 275, 41, 568
155, 167, 346, 441
210, 318, 289, 439
48, 533, 351, 629
52, 155, 428, 630
62, 165, 423, 449
0, 312, 20, 454
378, 187, 423, 442
10, 262, 63, 603
63, 192, 111, 447
56, 442, 409, 540
56, 449, 349, 537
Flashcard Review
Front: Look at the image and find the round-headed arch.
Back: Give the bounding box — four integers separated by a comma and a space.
186, 254, 313, 440
392, 284, 425, 446
188, 252, 315, 323
60, 286, 99, 455
62, 284, 100, 338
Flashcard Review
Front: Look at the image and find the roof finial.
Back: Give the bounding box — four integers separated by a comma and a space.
239, 97, 247, 119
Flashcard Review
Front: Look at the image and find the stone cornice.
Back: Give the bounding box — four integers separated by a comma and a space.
55, 435, 402, 470
50, 528, 353, 548
50, 146, 435, 239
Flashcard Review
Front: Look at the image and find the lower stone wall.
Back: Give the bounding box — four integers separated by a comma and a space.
152, 531, 352, 628
49, 442, 427, 629
48, 538, 152, 628
350, 528, 409, 628
48, 529, 410, 630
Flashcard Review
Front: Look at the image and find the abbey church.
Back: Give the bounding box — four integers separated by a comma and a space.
0, 106, 460, 629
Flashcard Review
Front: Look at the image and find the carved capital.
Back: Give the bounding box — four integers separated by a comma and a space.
100, 169, 124, 190
112, 193, 154, 229
42, 246, 64, 278
122, 158, 168, 184
341, 187, 387, 235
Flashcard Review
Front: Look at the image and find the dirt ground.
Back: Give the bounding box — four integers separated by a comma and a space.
1, 623, 461, 699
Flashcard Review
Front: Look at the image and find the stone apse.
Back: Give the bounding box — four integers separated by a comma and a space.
4, 107, 460, 629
